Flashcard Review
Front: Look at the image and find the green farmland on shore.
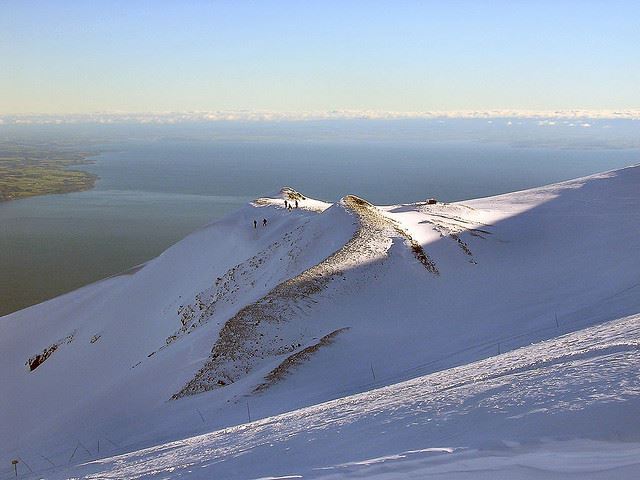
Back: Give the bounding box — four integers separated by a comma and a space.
0, 143, 97, 201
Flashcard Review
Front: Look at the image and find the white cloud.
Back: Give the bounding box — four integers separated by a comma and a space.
1, 109, 639, 125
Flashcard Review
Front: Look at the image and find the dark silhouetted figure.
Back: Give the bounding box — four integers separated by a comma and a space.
284, 200, 288, 209
253, 220, 257, 229
288, 204, 292, 211
263, 218, 267, 227
295, 200, 299, 208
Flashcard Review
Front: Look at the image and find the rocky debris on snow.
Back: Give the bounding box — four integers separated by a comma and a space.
165, 228, 304, 348
25, 333, 74, 372
280, 187, 306, 201
254, 327, 350, 393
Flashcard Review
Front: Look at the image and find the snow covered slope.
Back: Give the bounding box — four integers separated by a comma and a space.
1, 166, 639, 479
43, 312, 640, 479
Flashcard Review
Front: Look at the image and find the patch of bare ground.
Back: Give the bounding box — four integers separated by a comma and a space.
407, 238, 440, 274
281, 187, 306, 201
393, 227, 440, 275
252, 198, 274, 207
172, 194, 439, 399
26, 333, 74, 371
253, 327, 350, 393
450, 233, 473, 256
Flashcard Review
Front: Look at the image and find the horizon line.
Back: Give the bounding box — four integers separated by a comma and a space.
1, 109, 639, 125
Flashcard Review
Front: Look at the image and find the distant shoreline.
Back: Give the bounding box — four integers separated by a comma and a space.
0, 145, 100, 203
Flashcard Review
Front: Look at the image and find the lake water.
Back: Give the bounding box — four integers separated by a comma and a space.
1, 137, 639, 316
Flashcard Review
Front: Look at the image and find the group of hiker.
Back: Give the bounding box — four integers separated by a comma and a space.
253, 198, 301, 229
253, 218, 267, 228
284, 199, 299, 210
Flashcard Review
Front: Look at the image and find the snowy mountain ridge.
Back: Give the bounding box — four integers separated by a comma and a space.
1, 165, 640, 479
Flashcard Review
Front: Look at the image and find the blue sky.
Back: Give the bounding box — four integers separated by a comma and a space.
1, 0, 639, 114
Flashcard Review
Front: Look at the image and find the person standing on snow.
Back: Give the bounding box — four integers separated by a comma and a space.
295, 200, 299, 208
284, 200, 288, 209
253, 220, 257, 229
263, 218, 267, 227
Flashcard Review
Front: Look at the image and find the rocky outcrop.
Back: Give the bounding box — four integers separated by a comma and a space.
26, 333, 74, 372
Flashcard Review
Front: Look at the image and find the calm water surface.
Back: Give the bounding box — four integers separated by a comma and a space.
1, 139, 638, 316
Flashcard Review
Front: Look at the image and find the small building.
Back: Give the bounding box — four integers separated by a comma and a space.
427, 198, 437, 205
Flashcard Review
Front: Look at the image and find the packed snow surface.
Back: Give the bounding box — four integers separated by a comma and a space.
1, 167, 639, 479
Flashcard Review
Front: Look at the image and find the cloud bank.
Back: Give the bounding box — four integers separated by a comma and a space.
1, 110, 639, 125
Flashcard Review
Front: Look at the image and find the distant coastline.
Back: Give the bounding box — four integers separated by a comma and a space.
0, 143, 99, 202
